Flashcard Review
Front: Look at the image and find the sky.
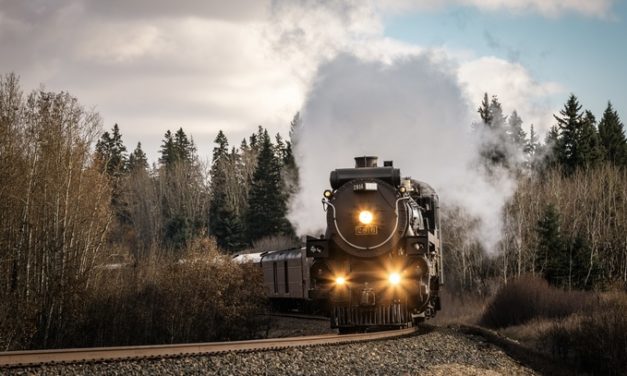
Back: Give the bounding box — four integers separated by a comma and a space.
2, 0, 625, 244
1, 0, 625, 165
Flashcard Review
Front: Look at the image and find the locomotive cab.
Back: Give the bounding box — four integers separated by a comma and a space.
307, 156, 443, 331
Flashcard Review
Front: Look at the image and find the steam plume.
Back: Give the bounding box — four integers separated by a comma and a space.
288, 52, 518, 253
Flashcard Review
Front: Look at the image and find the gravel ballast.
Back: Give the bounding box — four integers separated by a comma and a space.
5, 327, 537, 375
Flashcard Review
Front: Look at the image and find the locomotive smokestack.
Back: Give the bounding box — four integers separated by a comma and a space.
355, 156, 378, 168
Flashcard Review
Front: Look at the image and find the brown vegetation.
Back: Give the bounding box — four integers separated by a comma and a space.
0, 75, 266, 351
476, 277, 627, 375
74, 237, 267, 348
540, 292, 627, 375
0, 74, 112, 350
479, 276, 592, 329
1, 237, 267, 350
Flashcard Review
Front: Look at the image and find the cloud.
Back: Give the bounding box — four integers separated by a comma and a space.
376, 0, 614, 18
0, 2, 306, 161
0, 0, 584, 253
0, 0, 271, 23
458, 56, 564, 134
459, 0, 614, 18
0, 0, 570, 162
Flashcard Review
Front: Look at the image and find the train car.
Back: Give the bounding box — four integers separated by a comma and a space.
306, 156, 443, 332
234, 248, 314, 311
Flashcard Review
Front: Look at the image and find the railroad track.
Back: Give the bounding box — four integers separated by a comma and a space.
0, 326, 419, 369
262, 312, 330, 321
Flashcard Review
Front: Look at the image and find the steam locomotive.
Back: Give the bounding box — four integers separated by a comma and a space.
234, 156, 443, 332
306, 156, 442, 331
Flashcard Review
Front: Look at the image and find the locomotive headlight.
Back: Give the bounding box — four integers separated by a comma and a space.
335, 276, 346, 285
323, 189, 333, 198
358, 210, 374, 225
388, 272, 401, 286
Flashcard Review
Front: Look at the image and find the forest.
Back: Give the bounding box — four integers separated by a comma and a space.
1, 72, 626, 362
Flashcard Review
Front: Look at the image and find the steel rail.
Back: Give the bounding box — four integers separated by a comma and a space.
262, 312, 330, 321
0, 326, 417, 368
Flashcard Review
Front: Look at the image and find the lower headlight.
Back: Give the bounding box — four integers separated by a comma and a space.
388, 272, 401, 285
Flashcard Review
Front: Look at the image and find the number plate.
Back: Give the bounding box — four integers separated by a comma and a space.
355, 225, 378, 235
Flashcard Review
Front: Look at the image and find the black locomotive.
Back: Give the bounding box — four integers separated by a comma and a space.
306, 156, 442, 331
233, 156, 443, 332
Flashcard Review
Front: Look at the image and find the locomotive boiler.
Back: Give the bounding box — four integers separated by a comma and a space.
306, 156, 443, 331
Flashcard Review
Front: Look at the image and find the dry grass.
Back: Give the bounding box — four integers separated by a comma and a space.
538, 292, 627, 375
475, 277, 627, 375
15, 237, 269, 350
479, 276, 592, 329
430, 289, 488, 326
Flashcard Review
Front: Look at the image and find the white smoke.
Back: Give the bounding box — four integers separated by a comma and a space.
288, 52, 518, 253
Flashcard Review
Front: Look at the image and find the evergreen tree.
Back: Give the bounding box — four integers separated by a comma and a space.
541, 125, 560, 170
524, 125, 540, 159
159, 130, 176, 168
245, 130, 294, 243
158, 127, 206, 250
211, 130, 229, 165
209, 131, 244, 251
507, 110, 527, 148
95, 124, 129, 224
174, 127, 196, 164
95, 123, 127, 178
209, 130, 229, 237
554, 94, 585, 174
578, 110, 604, 168
127, 142, 148, 172
598, 102, 627, 166
476, 94, 509, 169
159, 128, 197, 168
478, 93, 493, 125
274, 133, 287, 165
237, 138, 257, 220
536, 203, 566, 286
568, 235, 600, 290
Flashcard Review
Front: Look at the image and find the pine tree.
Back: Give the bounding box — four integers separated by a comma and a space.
568, 235, 600, 290
536, 203, 566, 286
209, 130, 229, 237
541, 125, 560, 170
598, 102, 627, 166
95, 124, 129, 224
159, 130, 176, 168
578, 110, 603, 168
554, 94, 583, 174
209, 131, 244, 251
237, 138, 257, 220
524, 125, 539, 158
127, 142, 148, 172
478, 93, 493, 125
159, 128, 197, 169
174, 127, 195, 164
476, 94, 509, 169
245, 130, 294, 243
95, 123, 127, 178
507, 110, 527, 148
158, 127, 206, 250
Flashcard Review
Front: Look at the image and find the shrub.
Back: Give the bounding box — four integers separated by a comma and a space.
479, 275, 592, 329
541, 293, 627, 375
61, 237, 267, 348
